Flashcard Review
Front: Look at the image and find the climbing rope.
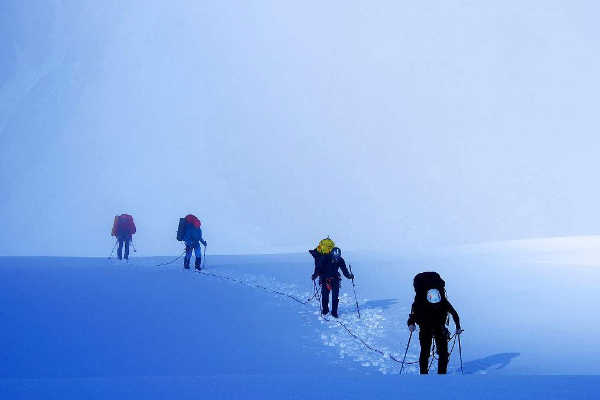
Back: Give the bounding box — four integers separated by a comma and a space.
152, 251, 187, 267
116, 257, 459, 374
426, 332, 459, 373
121, 251, 187, 268
200, 271, 314, 306
201, 269, 416, 367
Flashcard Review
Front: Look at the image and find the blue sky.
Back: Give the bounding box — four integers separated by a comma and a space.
1, 0, 599, 256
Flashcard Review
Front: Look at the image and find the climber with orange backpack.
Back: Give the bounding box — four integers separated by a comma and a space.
111, 214, 136, 261
176, 214, 207, 270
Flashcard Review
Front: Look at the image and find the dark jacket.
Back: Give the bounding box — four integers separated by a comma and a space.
408, 297, 461, 329
314, 253, 352, 280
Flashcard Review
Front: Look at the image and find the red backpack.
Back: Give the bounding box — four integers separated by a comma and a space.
111, 214, 136, 237
185, 214, 201, 229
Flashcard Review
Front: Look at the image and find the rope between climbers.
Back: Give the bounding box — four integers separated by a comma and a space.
199, 269, 419, 366
119, 256, 458, 372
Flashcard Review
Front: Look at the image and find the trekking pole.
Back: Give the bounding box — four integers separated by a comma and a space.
428, 340, 436, 373
348, 264, 361, 319
314, 280, 324, 316
108, 240, 118, 259
458, 334, 464, 375
307, 280, 318, 302
203, 244, 207, 269
131, 241, 137, 253
400, 331, 413, 374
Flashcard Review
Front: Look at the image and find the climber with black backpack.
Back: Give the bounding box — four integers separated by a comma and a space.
407, 272, 463, 374
312, 247, 354, 318
176, 214, 207, 270
111, 214, 136, 260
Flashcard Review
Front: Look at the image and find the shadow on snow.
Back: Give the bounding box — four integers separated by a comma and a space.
459, 352, 521, 375
360, 298, 399, 311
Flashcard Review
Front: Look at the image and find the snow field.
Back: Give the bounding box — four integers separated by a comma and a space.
2, 246, 600, 398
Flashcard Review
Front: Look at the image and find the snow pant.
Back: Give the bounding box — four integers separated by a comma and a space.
117, 239, 130, 260
320, 277, 340, 314
419, 326, 450, 374
184, 241, 202, 269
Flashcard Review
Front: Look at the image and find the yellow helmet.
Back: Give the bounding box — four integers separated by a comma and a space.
317, 237, 335, 255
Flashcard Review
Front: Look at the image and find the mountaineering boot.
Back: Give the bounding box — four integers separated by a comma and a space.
332, 297, 340, 318
438, 356, 449, 374
184, 258, 190, 270
437, 348, 449, 374
195, 257, 201, 271
419, 360, 428, 374
321, 286, 330, 315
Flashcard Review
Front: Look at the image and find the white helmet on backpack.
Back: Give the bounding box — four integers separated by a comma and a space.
426, 288, 442, 304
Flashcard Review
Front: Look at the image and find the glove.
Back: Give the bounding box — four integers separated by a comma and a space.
456, 328, 464, 335
203, 241, 208, 247
348, 273, 355, 280
408, 324, 416, 333
311, 273, 318, 281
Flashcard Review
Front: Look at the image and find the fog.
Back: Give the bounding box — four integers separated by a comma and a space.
1, 0, 599, 256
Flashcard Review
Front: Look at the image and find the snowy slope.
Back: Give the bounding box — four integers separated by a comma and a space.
1, 237, 600, 398
0, 257, 347, 378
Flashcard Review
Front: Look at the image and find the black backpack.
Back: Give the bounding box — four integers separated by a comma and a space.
413, 272, 446, 304
176, 218, 187, 241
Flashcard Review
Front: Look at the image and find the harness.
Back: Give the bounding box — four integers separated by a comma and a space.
325, 277, 333, 291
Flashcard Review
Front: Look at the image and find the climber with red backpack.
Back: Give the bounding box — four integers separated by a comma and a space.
110, 214, 136, 261
176, 214, 207, 270
407, 272, 463, 374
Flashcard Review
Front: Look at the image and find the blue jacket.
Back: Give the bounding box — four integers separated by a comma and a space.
184, 227, 206, 246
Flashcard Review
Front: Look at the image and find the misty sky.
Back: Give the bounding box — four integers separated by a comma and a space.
1, 0, 599, 256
